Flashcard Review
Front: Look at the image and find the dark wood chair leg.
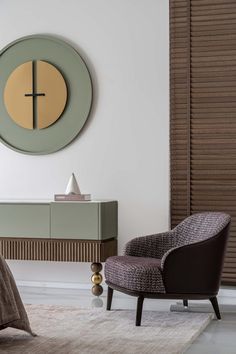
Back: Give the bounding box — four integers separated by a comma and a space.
209, 296, 221, 319
106, 286, 114, 311
136, 295, 144, 326
183, 299, 188, 307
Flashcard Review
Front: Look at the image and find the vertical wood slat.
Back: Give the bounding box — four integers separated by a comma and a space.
170, 0, 236, 285
0, 238, 117, 263
187, 0, 191, 216
170, 0, 190, 227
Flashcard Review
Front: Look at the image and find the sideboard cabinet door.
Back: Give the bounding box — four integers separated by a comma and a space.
50, 201, 117, 240
0, 203, 50, 238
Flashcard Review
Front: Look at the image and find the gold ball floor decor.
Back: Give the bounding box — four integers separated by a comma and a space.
91, 262, 103, 296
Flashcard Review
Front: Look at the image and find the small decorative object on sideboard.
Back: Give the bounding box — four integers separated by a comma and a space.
54, 173, 91, 201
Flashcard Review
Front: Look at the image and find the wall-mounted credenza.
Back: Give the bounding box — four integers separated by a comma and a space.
0, 200, 118, 295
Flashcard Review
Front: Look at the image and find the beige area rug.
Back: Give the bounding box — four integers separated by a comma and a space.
0, 304, 213, 354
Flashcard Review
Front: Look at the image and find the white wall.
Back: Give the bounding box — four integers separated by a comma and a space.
0, 0, 169, 285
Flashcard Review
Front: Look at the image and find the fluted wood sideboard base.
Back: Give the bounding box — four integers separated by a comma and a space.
0, 237, 117, 296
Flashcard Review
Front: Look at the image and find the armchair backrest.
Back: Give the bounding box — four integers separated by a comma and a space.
173, 212, 231, 247
163, 212, 231, 295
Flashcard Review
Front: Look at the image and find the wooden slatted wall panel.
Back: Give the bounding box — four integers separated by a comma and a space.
191, 0, 236, 284
170, 0, 236, 284
170, 0, 190, 228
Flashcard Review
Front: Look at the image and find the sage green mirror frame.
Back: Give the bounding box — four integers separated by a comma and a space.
0, 35, 93, 154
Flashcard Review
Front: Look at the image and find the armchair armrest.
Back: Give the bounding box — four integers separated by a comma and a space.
124, 230, 176, 259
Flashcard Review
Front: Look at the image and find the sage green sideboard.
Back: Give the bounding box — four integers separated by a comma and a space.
0, 201, 117, 240
0, 200, 118, 296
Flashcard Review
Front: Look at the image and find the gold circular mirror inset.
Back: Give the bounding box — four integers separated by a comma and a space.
4, 60, 67, 130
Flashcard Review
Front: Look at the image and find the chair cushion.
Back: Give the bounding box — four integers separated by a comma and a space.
105, 256, 165, 293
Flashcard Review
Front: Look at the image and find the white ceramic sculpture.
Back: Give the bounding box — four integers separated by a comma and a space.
65, 173, 81, 195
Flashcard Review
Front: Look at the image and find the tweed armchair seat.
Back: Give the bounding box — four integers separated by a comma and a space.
105, 256, 165, 293
105, 212, 231, 326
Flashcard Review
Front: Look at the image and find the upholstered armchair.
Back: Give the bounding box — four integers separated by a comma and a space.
105, 212, 231, 326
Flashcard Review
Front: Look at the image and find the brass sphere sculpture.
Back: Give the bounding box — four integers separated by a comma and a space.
91, 262, 103, 296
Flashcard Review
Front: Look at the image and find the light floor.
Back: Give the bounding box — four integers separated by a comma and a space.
19, 286, 236, 354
